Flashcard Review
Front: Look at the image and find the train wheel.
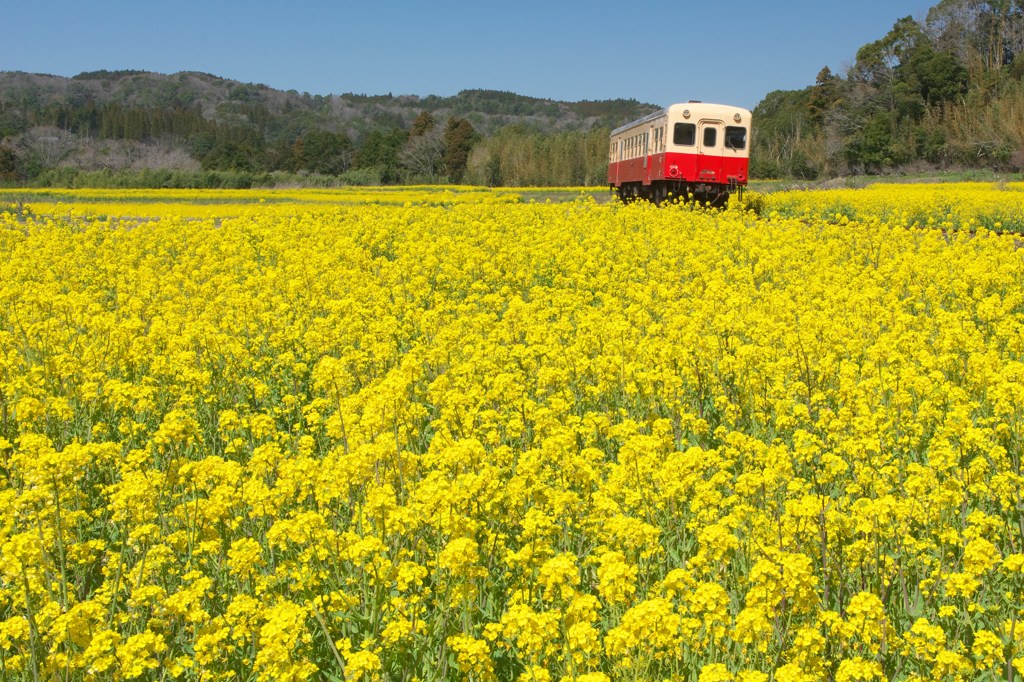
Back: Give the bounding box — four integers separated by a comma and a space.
708, 190, 729, 209
652, 184, 667, 206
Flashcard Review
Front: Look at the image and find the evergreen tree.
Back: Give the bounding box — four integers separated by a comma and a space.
354, 129, 407, 183
443, 117, 477, 183
410, 111, 436, 138
294, 130, 353, 175
0, 144, 18, 181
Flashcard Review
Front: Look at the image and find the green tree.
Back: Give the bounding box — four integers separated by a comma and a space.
442, 117, 477, 183
845, 112, 897, 171
0, 144, 18, 181
409, 111, 436, 138
852, 17, 929, 114
354, 129, 407, 184
806, 67, 841, 124
901, 44, 968, 105
294, 130, 353, 175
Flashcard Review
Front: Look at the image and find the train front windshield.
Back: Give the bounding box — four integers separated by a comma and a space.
725, 126, 747, 150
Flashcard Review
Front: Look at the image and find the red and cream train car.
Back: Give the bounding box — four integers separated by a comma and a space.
608, 102, 751, 206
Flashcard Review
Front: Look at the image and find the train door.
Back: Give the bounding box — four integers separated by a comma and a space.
609, 139, 622, 185
642, 131, 650, 183
697, 121, 723, 182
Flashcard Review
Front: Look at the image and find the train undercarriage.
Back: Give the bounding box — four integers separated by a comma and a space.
612, 179, 739, 208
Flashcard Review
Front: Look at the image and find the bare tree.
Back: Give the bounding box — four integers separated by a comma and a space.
398, 125, 446, 181
926, 0, 1024, 73
15, 126, 79, 172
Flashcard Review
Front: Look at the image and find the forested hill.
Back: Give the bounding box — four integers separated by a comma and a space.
0, 70, 657, 186
0, 70, 652, 136
753, 0, 1024, 180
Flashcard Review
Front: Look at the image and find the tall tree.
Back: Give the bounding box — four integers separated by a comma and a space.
442, 117, 477, 183
399, 126, 445, 181
806, 67, 841, 124
0, 144, 18, 181
926, 0, 1024, 73
409, 111, 436, 138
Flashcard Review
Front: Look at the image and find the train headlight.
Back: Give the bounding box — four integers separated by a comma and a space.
734, 113, 742, 122
682, 109, 690, 119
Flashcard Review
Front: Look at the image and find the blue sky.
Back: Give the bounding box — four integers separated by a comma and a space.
3, 1, 936, 110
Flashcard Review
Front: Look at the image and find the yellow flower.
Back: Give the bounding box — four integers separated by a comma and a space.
962, 537, 1000, 575
971, 629, 1003, 671
699, 662, 734, 682
538, 552, 580, 601
932, 649, 970, 680
596, 550, 637, 606
605, 598, 682, 661
448, 634, 496, 681
344, 649, 383, 680
254, 601, 317, 681
116, 631, 168, 680
439, 536, 487, 579
835, 656, 883, 682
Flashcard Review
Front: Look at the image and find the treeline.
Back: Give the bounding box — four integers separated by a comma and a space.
0, 100, 614, 187
0, 100, 478, 184
754, 0, 1024, 178
465, 126, 612, 186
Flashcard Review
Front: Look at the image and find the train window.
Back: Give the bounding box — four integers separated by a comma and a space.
673, 123, 695, 146
725, 126, 747, 150
703, 128, 717, 147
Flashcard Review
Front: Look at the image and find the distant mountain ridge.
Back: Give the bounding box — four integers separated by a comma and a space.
0, 69, 659, 138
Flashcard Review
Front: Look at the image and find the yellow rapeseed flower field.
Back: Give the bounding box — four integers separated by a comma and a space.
0, 184, 1023, 681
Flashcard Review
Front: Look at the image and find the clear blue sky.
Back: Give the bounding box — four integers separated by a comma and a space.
2, 0, 937, 110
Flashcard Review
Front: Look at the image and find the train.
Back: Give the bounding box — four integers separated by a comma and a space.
608, 101, 751, 206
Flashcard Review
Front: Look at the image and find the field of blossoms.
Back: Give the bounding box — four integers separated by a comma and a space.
1, 183, 1023, 681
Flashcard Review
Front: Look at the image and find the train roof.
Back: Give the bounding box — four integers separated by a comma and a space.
611, 102, 752, 136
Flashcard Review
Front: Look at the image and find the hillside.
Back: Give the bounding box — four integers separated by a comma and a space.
0, 70, 657, 186
0, 70, 656, 137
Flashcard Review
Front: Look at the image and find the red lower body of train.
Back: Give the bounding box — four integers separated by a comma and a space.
608, 152, 748, 206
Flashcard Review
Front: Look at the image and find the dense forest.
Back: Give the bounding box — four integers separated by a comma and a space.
754, 0, 1024, 179
0, 71, 655, 187
3, 0, 1024, 187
